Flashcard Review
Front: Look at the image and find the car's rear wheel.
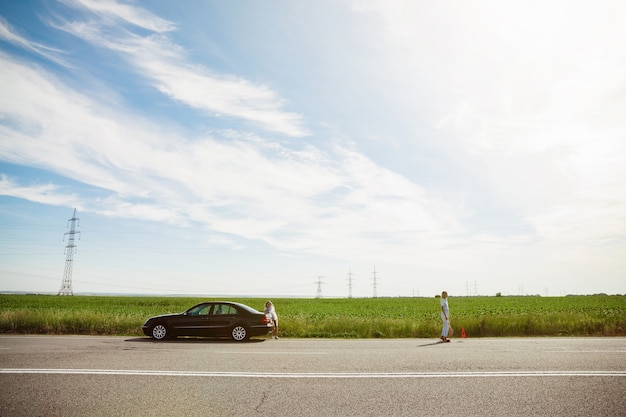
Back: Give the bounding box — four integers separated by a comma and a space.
151, 323, 168, 340
231, 325, 248, 342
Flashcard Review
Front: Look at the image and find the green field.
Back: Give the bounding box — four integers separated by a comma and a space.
0, 294, 624, 338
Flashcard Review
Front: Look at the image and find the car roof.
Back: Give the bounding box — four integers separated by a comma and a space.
194, 301, 261, 314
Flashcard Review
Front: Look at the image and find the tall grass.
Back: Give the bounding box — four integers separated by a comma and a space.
274, 296, 626, 338
0, 294, 624, 338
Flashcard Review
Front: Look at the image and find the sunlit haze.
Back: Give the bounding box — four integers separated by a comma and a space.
1, 1, 625, 297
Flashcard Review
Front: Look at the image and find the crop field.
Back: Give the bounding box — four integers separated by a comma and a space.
0, 294, 624, 338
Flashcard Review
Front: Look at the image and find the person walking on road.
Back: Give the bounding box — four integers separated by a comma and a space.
440, 291, 451, 342
264, 300, 279, 339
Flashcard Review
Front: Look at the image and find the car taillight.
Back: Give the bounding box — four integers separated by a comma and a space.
261, 315, 270, 324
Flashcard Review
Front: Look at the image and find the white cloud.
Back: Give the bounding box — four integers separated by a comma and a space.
53, 1, 308, 137
0, 52, 462, 264
0, 174, 77, 207
59, 0, 176, 33
0, 17, 68, 67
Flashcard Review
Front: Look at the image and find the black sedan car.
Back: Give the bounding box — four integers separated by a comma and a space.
142, 301, 273, 342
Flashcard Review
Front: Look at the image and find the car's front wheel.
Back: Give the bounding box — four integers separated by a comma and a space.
231, 325, 248, 342
151, 323, 169, 340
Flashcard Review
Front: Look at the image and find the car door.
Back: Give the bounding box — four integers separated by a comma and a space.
177, 303, 212, 336
205, 303, 238, 336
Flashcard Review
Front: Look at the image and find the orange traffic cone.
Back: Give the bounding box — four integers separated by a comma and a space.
461, 327, 467, 338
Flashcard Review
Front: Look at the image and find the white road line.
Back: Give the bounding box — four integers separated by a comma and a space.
1, 369, 625, 378
215, 351, 329, 355
545, 350, 626, 353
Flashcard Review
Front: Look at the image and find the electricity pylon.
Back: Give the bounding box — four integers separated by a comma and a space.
315, 276, 324, 298
372, 266, 378, 298
347, 268, 354, 298
58, 208, 80, 296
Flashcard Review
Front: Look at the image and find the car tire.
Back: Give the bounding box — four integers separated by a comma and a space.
151, 323, 169, 340
231, 324, 249, 342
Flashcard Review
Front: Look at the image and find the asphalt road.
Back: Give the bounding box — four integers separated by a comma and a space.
1, 335, 625, 416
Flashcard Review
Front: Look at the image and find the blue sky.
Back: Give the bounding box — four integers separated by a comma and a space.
1, 0, 625, 297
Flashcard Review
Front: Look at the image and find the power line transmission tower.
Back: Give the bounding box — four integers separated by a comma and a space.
347, 268, 354, 299
315, 276, 324, 299
371, 266, 378, 298
58, 208, 81, 296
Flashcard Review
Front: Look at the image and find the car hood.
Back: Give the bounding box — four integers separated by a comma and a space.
146, 312, 182, 321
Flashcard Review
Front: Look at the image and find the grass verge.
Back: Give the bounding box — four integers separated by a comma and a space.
1, 294, 624, 338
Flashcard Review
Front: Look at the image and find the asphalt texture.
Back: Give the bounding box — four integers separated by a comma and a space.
1, 335, 625, 416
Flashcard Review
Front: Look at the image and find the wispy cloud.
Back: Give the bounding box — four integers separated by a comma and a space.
0, 50, 461, 261
0, 17, 68, 67
0, 174, 77, 207
59, 0, 176, 33
54, 0, 308, 137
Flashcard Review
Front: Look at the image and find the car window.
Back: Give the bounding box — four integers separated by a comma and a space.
212, 304, 237, 315
188, 304, 211, 316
